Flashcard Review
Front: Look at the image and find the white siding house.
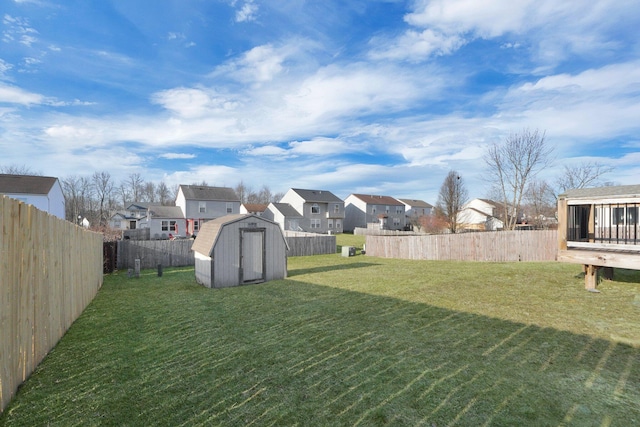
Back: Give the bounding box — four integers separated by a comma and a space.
457, 199, 505, 231
0, 174, 65, 220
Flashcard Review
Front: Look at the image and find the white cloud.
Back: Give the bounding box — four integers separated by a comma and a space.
244, 145, 288, 157
235, 1, 258, 23
0, 82, 43, 104
160, 152, 196, 160
369, 28, 466, 62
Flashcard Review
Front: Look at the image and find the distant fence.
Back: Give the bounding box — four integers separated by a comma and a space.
365, 230, 558, 262
117, 239, 195, 270
1, 196, 103, 413
354, 227, 418, 236
285, 231, 337, 256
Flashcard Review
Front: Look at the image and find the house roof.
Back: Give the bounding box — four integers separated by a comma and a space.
0, 174, 59, 195
126, 202, 151, 211
148, 205, 185, 219
270, 203, 303, 218
559, 184, 640, 199
242, 203, 268, 213
179, 185, 239, 201
350, 194, 404, 206
192, 214, 285, 256
397, 198, 434, 208
290, 188, 342, 203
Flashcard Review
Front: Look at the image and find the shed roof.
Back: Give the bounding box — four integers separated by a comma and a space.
192, 214, 285, 256
350, 194, 404, 206
179, 185, 239, 201
0, 174, 59, 195
559, 184, 640, 200
290, 188, 342, 203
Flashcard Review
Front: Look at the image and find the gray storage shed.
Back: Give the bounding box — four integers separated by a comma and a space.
192, 214, 288, 288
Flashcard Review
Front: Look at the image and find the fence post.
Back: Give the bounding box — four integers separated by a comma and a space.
135, 259, 140, 278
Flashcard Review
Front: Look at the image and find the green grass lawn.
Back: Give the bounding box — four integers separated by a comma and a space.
1, 249, 639, 426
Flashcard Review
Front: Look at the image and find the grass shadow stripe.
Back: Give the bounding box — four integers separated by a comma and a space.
614, 350, 637, 398
585, 341, 617, 389
482, 324, 530, 357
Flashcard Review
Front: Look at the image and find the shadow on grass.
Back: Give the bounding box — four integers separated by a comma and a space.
287, 261, 380, 277
1, 267, 639, 427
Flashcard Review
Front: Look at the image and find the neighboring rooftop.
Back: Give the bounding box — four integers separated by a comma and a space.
290, 188, 343, 203
0, 174, 58, 195
350, 194, 404, 206
179, 185, 239, 201
270, 203, 303, 217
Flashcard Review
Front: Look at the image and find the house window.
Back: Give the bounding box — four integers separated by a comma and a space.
334, 204, 340, 213
393, 217, 401, 227
385, 206, 390, 214
199, 202, 206, 213
226, 203, 233, 214
336, 219, 342, 229
396, 206, 403, 214
613, 207, 638, 225
311, 203, 320, 214
371, 206, 377, 214
114, 220, 121, 228
161, 220, 177, 232
311, 219, 321, 229
328, 219, 334, 229
193, 220, 200, 232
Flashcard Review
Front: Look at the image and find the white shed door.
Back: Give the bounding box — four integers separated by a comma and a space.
241, 229, 265, 283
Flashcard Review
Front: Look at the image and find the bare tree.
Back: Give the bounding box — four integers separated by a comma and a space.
126, 173, 145, 202
143, 181, 157, 203
235, 180, 252, 203
62, 175, 92, 223
156, 181, 172, 205
484, 128, 553, 230
524, 180, 556, 228
436, 170, 468, 233
92, 171, 114, 226
0, 164, 41, 175
556, 161, 614, 193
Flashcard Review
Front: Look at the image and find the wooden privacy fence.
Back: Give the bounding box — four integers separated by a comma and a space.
117, 239, 195, 270
0, 196, 103, 413
365, 230, 558, 262
284, 231, 337, 256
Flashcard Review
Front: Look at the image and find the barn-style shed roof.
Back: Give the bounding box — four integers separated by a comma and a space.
192, 214, 286, 256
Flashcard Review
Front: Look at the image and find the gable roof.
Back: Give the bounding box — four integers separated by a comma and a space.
0, 174, 59, 195
559, 184, 640, 199
148, 205, 184, 219
192, 214, 285, 256
290, 188, 342, 203
350, 194, 404, 206
270, 203, 303, 218
179, 185, 239, 201
397, 198, 434, 208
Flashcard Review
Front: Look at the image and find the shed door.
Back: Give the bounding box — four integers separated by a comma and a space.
240, 229, 265, 283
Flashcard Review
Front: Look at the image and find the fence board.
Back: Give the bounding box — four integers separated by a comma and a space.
365, 230, 558, 262
284, 232, 336, 256
117, 239, 195, 270
0, 196, 103, 413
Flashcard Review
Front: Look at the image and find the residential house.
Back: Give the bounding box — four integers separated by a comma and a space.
147, 205, 186, 239
0, 174, 65, 220
175, 185, 241, 236
263, 203, 305, 232
276, 188, 345, 233
396, 198, 434, 230
240, 203, 268, 216
457, 199, 505, 231
109, 202, 149, 230
344, 194, 406, 232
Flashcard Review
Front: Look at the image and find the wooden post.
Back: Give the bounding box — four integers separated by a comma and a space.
585, 264, 599, 291
557, 197, 568, 251
134, 259, 141, 278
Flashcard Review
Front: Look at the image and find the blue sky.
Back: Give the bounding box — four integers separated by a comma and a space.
1, 0, 639, 203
